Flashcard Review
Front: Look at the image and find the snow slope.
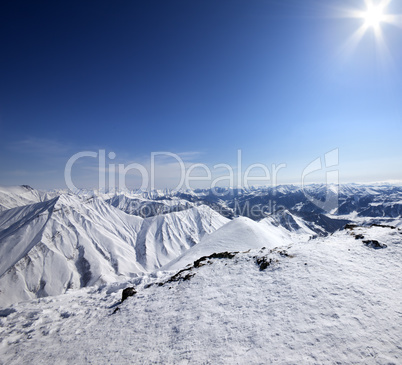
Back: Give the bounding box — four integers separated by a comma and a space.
260, 210, 316, 240
135, 205, 229, 271
0, 185, 44, 212
0, 225, 400, 364
163, 216, 291, 271
0, 195, 228, 307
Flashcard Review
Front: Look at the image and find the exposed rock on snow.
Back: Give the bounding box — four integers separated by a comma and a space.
0, 185, 401, 363
121, 287, 136, 302
1, 183, 402, 308
162, 216, 290, 271
363, 239, 387, 249
0, 226, 400, 364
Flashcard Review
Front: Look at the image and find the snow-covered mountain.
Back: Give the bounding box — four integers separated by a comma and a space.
0, 194, 228, 307
3, 183, 402, 220
260, 209, 317, 239
0, 184, 401, 363
163, 216, 293, 271
0, 182, 401, 309
133, 203, 229, 271
0, 224, 400, 364
106, 194, 195, 217
96, 183, 402, 222
0, 185, 49, 212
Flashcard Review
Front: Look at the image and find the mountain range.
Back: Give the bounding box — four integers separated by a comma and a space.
0, 183, 401, 363
1, 183, 401, 306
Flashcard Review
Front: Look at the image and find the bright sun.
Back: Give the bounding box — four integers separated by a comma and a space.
341, 0, 401, 63
363, 5, 385, 27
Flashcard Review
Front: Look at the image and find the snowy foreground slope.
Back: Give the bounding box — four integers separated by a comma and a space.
0, 225, 401, 364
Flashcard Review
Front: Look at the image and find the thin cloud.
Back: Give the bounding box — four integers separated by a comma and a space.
8, 137, 73, 156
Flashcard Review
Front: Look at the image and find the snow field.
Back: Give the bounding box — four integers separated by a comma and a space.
0, 227, 400, 364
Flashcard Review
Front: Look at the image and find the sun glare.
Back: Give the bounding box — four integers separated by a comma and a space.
364, 5, 385, 28
340, 0, 401, 63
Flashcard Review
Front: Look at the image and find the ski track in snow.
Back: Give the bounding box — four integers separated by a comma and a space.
0, 228, 401, 364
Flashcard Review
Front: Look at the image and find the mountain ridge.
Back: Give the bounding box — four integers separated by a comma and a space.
0, 194, 228, 306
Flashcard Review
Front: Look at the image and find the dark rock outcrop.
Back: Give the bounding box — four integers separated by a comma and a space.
122, 287, 136, 302
363, 240, 387, 249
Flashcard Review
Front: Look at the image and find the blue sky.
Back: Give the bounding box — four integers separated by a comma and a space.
1, 0, 401, 189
